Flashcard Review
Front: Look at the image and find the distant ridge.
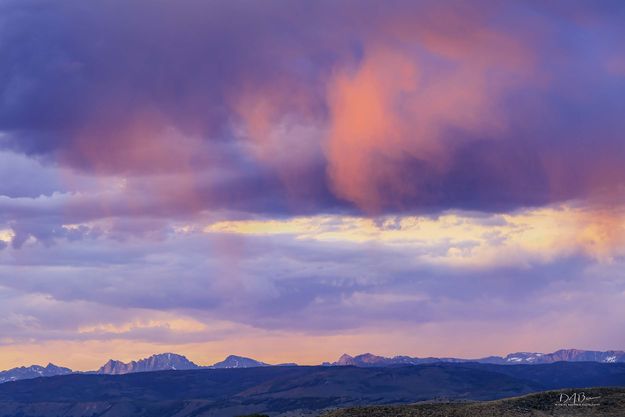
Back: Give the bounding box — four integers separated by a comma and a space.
324, 352, 470, 367
1, 348, 624, 384
0, 363, 72, 383
326, 349, 625, 367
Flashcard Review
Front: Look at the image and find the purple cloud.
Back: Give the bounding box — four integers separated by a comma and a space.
0, 0, 624, 215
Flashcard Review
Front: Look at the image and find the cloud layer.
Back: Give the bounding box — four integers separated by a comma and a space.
2, 0, 625, 214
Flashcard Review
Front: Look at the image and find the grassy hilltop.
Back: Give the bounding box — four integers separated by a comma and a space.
322, 387, 625, 417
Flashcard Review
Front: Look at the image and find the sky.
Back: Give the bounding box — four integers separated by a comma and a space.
0, 0, 625, 370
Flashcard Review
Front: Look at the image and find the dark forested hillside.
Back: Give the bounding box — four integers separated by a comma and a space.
0, 363, 623, 416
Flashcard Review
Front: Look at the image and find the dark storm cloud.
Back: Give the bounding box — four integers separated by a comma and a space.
0, 0, 624, 215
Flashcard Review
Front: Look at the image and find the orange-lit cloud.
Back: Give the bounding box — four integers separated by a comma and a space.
324, 23, 533, 211
203, 205, 625, 265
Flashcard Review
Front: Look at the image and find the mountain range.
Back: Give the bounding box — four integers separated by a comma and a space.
325, 349, 625, 366
0, 353, 266, 383
0, 348, 623, 384
0, 364, 72, 384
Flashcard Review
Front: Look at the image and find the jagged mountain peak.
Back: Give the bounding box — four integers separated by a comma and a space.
97, 352, 200, 375
355, 353, 386, 363
334, 354, 356, 365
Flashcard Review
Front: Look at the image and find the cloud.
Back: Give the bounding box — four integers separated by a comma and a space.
0, 0, 624, 215
1, 208, 623, 333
